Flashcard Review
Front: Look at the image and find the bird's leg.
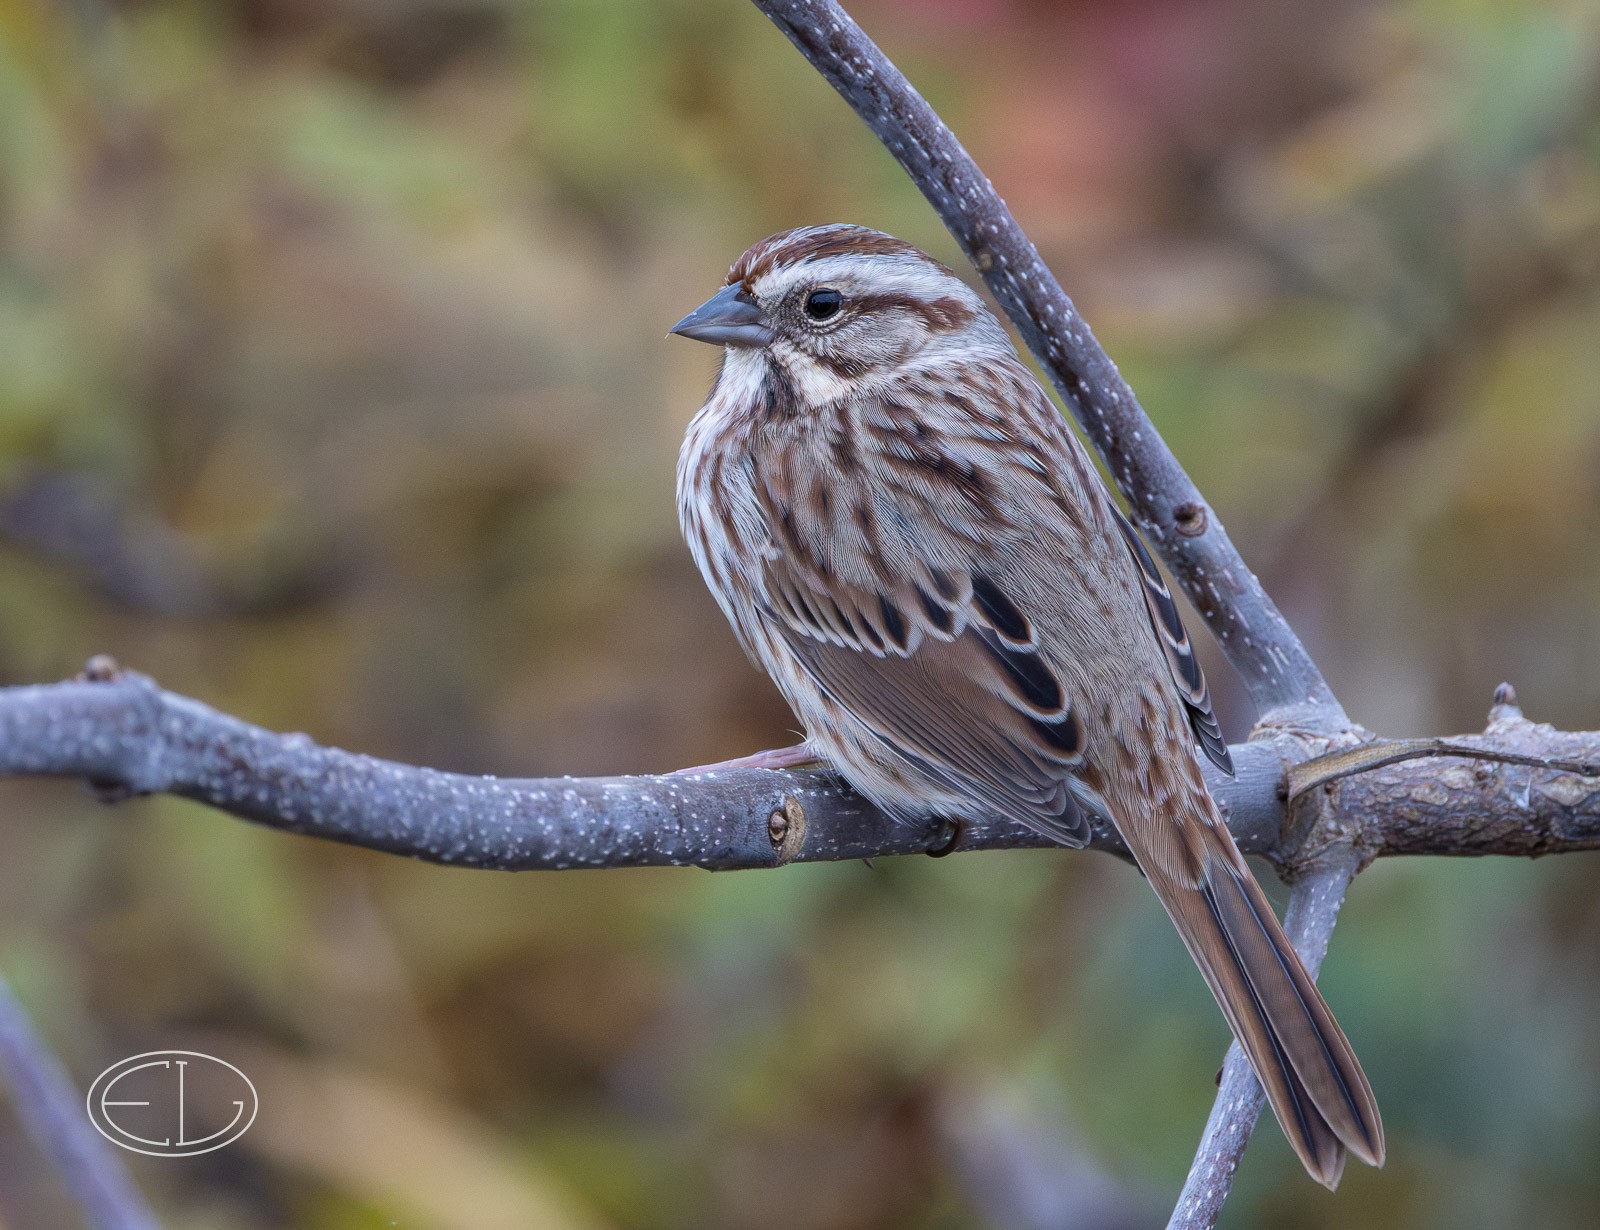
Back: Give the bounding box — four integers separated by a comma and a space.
925, 816, 962, 857
672, 742, 823, 774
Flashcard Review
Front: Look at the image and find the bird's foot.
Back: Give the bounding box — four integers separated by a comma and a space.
672, 742, 822, 775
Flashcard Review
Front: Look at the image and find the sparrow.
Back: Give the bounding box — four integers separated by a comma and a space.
671, 224, 1382, 1185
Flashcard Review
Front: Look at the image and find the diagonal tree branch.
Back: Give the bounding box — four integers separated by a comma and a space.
0, 973, 162, 1230
750, 0, 1343, 726
738, 9, 1378, 1219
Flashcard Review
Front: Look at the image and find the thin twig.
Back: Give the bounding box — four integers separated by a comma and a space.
0, 974, 162, 1230
1166, 854, 1360, 1230
749, 0, 1342, 725
1288, 737, 1600, 800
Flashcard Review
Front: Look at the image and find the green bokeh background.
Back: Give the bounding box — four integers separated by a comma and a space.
0, 0, 1598, 1226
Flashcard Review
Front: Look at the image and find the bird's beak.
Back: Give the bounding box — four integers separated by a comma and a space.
669, 283, 772, 348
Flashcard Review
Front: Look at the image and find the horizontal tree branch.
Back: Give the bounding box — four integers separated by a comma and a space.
752, 0, 1342, 723
0, 665, 1594, 874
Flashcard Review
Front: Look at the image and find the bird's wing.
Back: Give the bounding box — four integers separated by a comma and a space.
1110, 509, 1234, 775
768, 559, 1092, 844
749, 380, 1097, 845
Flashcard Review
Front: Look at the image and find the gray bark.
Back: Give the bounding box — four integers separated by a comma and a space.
1, 669, 1593, 874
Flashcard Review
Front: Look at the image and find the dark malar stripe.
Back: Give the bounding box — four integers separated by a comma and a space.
760, 363, 801, 420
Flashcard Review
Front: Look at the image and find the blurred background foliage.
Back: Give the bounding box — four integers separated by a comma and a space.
0, 0, 1597, 1226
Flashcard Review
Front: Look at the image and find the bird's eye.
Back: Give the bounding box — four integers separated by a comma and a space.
803, 288, 843, 321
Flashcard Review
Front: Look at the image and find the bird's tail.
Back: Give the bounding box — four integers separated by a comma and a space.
1128, 800, 1384, 1187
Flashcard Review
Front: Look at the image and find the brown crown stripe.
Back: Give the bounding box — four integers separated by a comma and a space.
730, 225, 925, 285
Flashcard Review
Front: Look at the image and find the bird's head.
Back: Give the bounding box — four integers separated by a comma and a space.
670, 225, 1006, 396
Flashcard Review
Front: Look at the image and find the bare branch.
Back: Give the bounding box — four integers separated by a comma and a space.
17, 670, 1589, 1227
0, 7, 1585, 1224
0, 666, 1262, 868
0, 667, 1595, 871
0, 974, 162, 1230
749, 0, 1342, 724
1167, 854, 1360, 1230
1334, 707, 1600, 861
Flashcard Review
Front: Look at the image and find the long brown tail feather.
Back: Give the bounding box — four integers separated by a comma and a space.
1137, 837, 1385, 1187
1207, 860, 1382, 1160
